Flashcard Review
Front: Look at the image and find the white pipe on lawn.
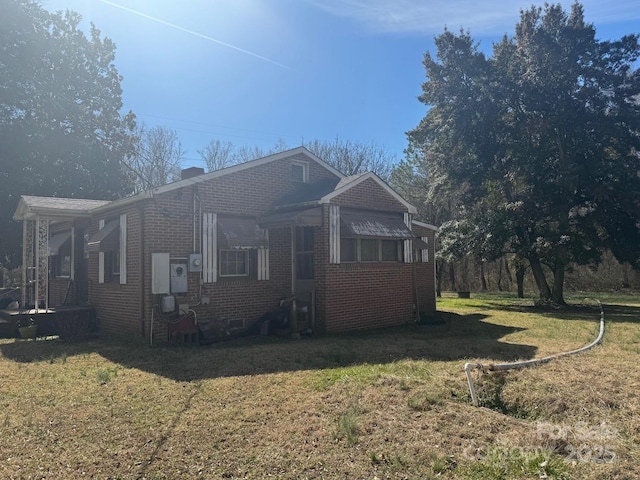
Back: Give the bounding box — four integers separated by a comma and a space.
464, 300, 605, 407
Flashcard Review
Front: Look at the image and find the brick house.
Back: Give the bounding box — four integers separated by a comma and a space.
13, 147, 436, 343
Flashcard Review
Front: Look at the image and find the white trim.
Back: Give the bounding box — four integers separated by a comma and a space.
320, 172, 418, 215
98, 219, 105, 284
258, 230, 270, 280
403, 213, 413, 263
202, 213, 217, 283
329, 205, 341, 264
119, 214, 127, 284
412, 220, 438, 231
421, 236, 429, 263
290, 160, 309, 183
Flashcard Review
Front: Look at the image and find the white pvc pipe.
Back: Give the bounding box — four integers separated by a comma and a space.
464, 300, 605, 406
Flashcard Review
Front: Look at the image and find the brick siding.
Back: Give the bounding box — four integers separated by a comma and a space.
86, 152, 437, 341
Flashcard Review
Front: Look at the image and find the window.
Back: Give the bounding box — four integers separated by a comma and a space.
360, 239, 379, 262
89, 214, 127, 285
340, 238, 356, 262
291, 161, 309, 183
340, 238, 403, 263
295, 227, 314, 279
220, 249, 249, 277
49, 230, 72, 278
105, 249, 120, 282
202, 213, 270, 283
381, 240, 400, 261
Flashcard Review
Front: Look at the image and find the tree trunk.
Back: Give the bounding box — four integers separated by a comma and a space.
529, 257, 552, 301
515, 263, 525, 298
436, 259, 443, 297
448, 262, 456, 291
552, 261, 566, 305
497, 258, 503, 291
480, 262, 488, 291
504, 256, 513, 284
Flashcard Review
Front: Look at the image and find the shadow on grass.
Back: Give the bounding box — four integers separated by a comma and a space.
0, 311, 538, 382
479, 300, 640, 324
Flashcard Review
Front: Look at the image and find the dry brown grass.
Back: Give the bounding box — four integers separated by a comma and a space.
0, 292, 638, 479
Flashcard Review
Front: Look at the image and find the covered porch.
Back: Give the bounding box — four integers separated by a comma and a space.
12, 196, 110, 310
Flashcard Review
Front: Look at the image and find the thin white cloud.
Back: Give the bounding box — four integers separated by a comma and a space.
97, 0, 290, 69
304, 0, 640, 36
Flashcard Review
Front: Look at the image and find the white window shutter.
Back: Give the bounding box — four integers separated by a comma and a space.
119, 214, 127, 284
258, 230, 270, 281
329, 205, 340, 264
421, 236, 429, 263
203, 213, 217, 283
403, 213, 413, 263
98, 219, 105, 284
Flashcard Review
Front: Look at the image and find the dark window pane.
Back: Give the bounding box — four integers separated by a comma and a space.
360, 239, 379, 262
220, 250, 249, 276
381, 240, 398, 261
340, 238, 356, 262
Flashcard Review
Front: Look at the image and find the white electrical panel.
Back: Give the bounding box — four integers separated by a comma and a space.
152, 253, 170, 294
170, 263, 188, 293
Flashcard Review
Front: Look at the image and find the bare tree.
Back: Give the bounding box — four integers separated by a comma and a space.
127, 125, 184, 191
303, 137, 397, 179
198, 139, 235, 172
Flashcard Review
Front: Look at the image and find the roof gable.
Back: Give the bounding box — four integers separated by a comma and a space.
91, 147, 345, 214
320, 172, 417, 214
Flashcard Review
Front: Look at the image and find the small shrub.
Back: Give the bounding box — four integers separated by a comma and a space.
336, 406, 361, 446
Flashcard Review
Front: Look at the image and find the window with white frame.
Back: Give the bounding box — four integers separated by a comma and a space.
219, 249, 249, 277
291, 161, 309, 183
202, 213, 270, 283
340, 237, 403, 263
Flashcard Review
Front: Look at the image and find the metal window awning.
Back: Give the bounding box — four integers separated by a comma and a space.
259, 207, 322, 228
341, 212, 415, 239
87, 219, 119, 252
218, 217, 268, 249
413, 238, 429, 249
48, 231, 71, 255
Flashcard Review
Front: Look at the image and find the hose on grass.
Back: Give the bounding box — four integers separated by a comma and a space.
464, 299, 605, 407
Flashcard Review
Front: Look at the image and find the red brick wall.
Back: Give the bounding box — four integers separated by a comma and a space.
411, 224, 437, 314
87, 152, 438, 339
332, 177, 408, 212
88, 203, 144, 337
90, 154, 337, 341
314, 201, 417, 333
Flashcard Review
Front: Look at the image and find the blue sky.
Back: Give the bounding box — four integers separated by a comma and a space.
43, 0, 640, 168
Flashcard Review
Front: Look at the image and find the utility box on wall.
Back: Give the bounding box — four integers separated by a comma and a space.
170, 263, 188, 293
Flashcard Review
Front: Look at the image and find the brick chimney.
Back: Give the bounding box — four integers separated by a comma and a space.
181, 166, 205, 180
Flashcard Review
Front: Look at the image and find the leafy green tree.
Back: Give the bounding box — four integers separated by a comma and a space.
407, 3, 640, 304
0, 0, 136, 267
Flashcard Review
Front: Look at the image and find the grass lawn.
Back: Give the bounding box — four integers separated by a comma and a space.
0, 292, 638, 479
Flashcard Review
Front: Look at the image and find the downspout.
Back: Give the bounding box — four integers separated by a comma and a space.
464, 300, 605, 406
412, 252, 420, 322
